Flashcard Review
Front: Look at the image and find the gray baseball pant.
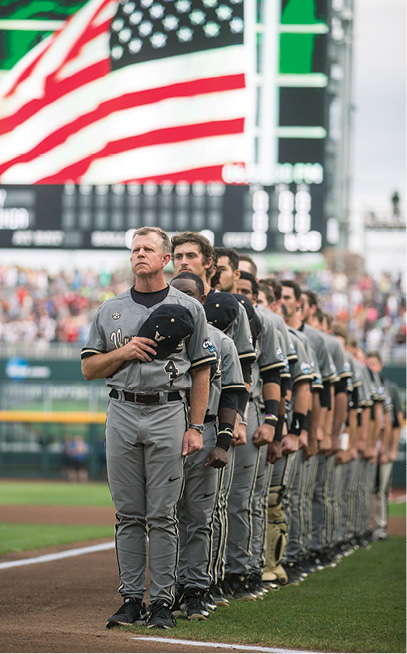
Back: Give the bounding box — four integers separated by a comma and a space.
177, 421, 219, 590
283, 449, 303, 563
211, 446, 235, 584
310, 453, 328, 553
226, 400, 263, 575
373, 461, 393, 538
248, 406, 272, 575
105, 397, 187, 604
299, 454, 319, 557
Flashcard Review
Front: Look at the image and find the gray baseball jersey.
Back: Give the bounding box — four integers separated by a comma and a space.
225, 301, 256, 364
206, 325, 246, 416
302, 323, 337, 382
268, 311, 298, 363
293, 327, 323, 390
320, 332, 346, 380
251, 305, 287, 399
287, 328, 314, 385
81, 285, 216, 392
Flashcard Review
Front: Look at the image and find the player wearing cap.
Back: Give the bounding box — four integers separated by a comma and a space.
169, 273, 246, 620
82, 227, 216, 630
366, 351, 404, 541
220, 269, 285, 599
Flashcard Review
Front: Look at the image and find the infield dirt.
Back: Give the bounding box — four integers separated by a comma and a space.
0, 504, 405, 653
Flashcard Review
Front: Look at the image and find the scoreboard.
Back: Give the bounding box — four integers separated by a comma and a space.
0, 0, 331, 253
0, 180, 325, 252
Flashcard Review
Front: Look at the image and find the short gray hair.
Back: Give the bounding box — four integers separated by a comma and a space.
132, 226, 171, 254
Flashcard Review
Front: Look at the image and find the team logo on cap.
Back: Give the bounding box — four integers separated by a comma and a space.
112, 312, 121, 320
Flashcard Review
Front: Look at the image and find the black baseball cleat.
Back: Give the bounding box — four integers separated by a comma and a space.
171, 583, 185, 618
184, 587, 210, 620
209, 582, 230, 606
223, 574, 257, 601
146, 600, 176, 629
280, 562, 305, 586
106, 597, 146, 628
204, 588, 217, 612
247, 572, 268, 598
262, 579, 280, 591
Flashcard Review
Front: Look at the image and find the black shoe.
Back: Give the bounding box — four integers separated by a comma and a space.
281, 562, 305, 586
106, 597, 147, 628
204, 589, 217, 612
307, 553, 325, 571
317, 552, 337, 568
296, 558, 316, 575
210, 582, 230, 606
223, 574, 257, 601
171, 583, 185, 618
146, 600, 176, 629
262, 579, 280, 591
184, 587, 210, 620
247, 572, 267, 598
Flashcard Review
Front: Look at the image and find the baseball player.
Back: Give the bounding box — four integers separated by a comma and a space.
81, 226, 216, 630
219, 269, 285, 599
172, 235, 254, 403
365, 352, 403, 540
169, 272, 246, 620
202, 291, 253, 606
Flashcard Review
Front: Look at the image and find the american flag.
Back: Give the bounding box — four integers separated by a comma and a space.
0, 0, 250, 185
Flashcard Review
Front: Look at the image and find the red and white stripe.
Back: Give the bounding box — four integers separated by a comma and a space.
0, 0, 249, 184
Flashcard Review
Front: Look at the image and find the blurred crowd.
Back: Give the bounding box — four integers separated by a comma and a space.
0, 263, 405, 361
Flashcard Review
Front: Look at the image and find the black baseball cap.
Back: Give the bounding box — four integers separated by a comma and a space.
233, 293, 255, 322
204, 292, 240, 332
138, 304, 194, 359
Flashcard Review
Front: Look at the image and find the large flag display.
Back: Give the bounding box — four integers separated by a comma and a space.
0, 0, 250, 184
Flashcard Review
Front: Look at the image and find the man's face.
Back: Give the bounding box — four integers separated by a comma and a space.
236, 278, 257, 305
172, 242, 211, 279
301, 294, 311, 322
130, 232, 169, 277
216, 256, 239, 292
366, 355, 382, 374
170, 277, 204, 304
257, 289, 269, 308
281, 285, 299, 319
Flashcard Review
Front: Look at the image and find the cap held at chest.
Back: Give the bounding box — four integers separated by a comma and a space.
137, 304, 194, 360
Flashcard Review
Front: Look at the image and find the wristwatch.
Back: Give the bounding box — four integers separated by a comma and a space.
189, 423, 205, 434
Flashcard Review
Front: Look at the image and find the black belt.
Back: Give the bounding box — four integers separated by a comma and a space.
204, 414, 216, 423
109, 388, 181, 405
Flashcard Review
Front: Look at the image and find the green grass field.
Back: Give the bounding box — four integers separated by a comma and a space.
388, 501, 406, 517
0, 480, 112, 506
0, 523, 113, 554
138, 536, 405, 653
0, 481, 405, 652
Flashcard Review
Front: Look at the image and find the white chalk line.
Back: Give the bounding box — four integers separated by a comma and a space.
133, 636, 320, 653
0, 545, 320, 653
0, 540, 115, 569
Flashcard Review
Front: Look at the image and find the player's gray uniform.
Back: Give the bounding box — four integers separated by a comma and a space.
282, 328, 314, 565
373, 380, 401, 539
82, 286, 216, 605
310, 331, 347, 555
206, 328, 246, 585
299, 323, 337, 558
177, 325, 245, 591
226, 305, 285, 577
